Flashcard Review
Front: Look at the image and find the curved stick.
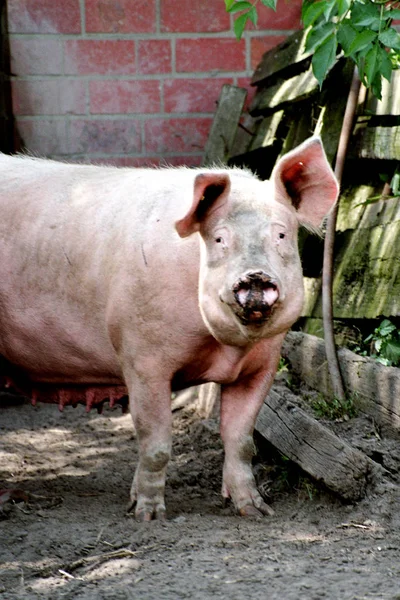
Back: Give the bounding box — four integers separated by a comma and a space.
322, 68, 362, 399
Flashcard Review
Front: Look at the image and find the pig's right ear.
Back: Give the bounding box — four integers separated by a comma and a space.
175, 172, 231, 238
271, 137, 339, 228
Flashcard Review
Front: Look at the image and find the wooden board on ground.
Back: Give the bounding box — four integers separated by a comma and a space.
281, 331, 400, 432
197, 381, 378, 501
256, 387, 380, 502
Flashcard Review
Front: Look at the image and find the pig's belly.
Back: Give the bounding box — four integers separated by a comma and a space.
0, 314, 123, 384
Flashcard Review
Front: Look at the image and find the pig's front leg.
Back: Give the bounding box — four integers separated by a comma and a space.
220, 341, 282, 517
125, 372, 172, 521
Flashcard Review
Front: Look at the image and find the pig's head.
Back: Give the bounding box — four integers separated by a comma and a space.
175, 137, 339, 346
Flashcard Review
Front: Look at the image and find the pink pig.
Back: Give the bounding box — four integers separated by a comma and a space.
0, 137, 338, 520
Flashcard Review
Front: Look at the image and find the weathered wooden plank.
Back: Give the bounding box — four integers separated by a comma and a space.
353, 124, 400, 160
249, 67, 320, 117
332, 221, 400, 318
248, 110, 285, 152
197, 382, 220, 419
198, 380, 378, 500
255, 387, 379, 501
302, 215, 400, 320
278, 106, 313, 158
337, 184, 400, 232
282, 331, 400, 432
228, 114, 256, 158
365, 70, 400, 116
202, 84, 247, 166
314, 59, 354, 164
251, 30, 310, 86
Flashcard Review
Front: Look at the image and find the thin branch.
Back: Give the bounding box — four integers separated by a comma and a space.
322, 67, 362, 400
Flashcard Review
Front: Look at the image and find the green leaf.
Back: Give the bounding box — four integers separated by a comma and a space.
371, 71, 382, 101
388, 9, 400, 19
323, 0, 337, 22
233, 12, 249, 39
227, 1, 252, 14
305, 22, 336, 53
351, 1, 382, 29
383, 339, 400, 364
375, 356, 391, 366
379, 45, 393, 81
337, 0, 351, 18
364, 42, 380, 86
312, 32, 337, 88
337, 21, 358, 55
348, 29, 378, 55
260, 0, 277, 10
302, 1, 328, 28
377, 319, 397, 336
225, 0, 236, 10
247, 5, 258, 25
391, 171, 400, 195
379, 28, 400, 51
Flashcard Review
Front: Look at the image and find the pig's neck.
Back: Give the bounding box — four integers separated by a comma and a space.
171, 336, 254, 391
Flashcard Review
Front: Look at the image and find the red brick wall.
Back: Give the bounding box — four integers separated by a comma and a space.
7, 0, 302, 166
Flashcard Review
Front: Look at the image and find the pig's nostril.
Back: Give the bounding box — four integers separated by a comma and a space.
233, 275, 279, 303
232, 273, 279, 323
262, 282, 279, 306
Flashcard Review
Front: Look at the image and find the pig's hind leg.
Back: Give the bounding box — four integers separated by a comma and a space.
125, 372, 172, 521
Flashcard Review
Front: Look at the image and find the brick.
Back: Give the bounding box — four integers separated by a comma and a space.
16, 118, 68, 155
85, 0, 156, 33
161, 155, 202, 167
160, 0, 229, 33
88, 156, 160, 167
83, 155, 202, 167
176, 39, 246, 73
64, 40, 135, 75
164, 78, 232, 113
12, 80, 86, 116
236, 77, 256, 109
251, 36, 287, 70
144, 117, 212, 154
9, 38, 63, 75
7, 0, 81, 34
69, 119, 141, 154
138, 40, 172, 75
89, 80, 161, 114
256, 0, 302, 29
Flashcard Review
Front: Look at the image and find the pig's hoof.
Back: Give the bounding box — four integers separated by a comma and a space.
136, 506, 166, 522
238, 500, 274, 518
127, 498, 166, 521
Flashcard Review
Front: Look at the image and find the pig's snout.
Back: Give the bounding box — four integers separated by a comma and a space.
232, 271, 279, 325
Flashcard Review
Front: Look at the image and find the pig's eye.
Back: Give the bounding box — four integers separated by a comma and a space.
215, 236, 224, 244
279, 233, 285, 240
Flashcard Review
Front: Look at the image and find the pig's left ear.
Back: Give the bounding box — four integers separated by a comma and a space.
271, 136, 339, 228
175, 172, 231, 238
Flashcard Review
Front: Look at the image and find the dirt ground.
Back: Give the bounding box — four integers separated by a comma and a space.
1, 381, 400, 600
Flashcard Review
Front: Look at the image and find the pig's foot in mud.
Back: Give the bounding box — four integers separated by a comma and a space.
127, 455, 169, 522
222, 467, 274, 518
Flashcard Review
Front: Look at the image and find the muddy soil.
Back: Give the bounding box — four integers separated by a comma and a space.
1, 383, 400, 600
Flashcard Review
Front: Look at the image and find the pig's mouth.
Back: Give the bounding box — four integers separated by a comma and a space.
231, 273, 280, 327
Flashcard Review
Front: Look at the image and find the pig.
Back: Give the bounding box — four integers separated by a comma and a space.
0, 137, 338, 520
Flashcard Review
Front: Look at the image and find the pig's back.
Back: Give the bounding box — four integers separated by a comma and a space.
0, 156, 197, 382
